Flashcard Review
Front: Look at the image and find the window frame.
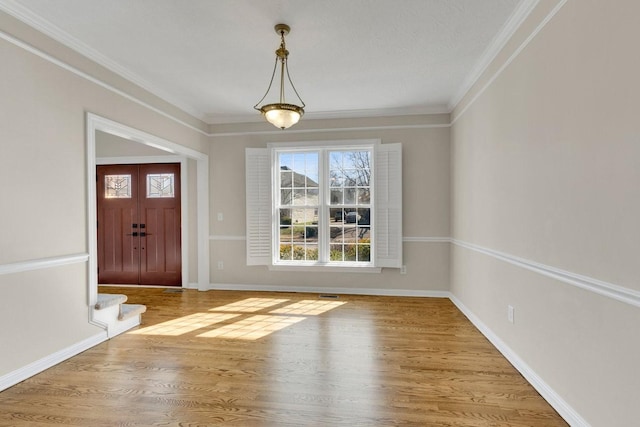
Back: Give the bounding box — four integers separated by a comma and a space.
273, 144, 375, 268
246, 139, 402, 272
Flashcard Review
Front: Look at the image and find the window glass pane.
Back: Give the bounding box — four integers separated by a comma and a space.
330, 208, 343, 223
281, 189, 292, 205
280, 170, 293, 188
280, 153, 293, 170
307, 188, 319, 204
357, 243, 371, 262
105, 174, 131, 198
344, 188, 356, 204
280, 243, 293, 260
330, 226, 343, 243
147, 173, 174, 198
357, 188, 371, 204
357, 208, 371, 225
330, 244, 344, 261
292, 189, 306, 205
330, 189, 343, 205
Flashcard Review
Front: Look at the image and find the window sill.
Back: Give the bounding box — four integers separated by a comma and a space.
268, 264, 382, 274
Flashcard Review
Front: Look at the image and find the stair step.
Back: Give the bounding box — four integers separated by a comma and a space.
95, 293, 127, 310
118, 304, 147, 321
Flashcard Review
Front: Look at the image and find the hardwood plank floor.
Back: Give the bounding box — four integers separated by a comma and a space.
0, 287, 568, 426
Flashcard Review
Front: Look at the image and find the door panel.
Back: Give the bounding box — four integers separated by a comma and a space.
139, 164, 181, 285
97, 163, 181, 286
97, 164, 139, 284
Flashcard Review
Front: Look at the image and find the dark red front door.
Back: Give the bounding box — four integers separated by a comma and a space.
97, 163, 181, 286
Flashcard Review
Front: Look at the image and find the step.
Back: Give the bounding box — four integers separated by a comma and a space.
95, 293, 127, 310
118, 303, 147, 321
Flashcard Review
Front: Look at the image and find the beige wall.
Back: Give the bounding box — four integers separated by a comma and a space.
451, 1, 639, 425
0, 12, 207, 376
209, 118, 451, 293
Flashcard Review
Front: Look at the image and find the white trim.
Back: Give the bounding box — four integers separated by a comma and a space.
208, 282, 450, 298
0, 27, 207, 136
0, 253, 88, 276
449, 294, 590, 427
196, 156, 210, 291
210, 123, 450, 137
451, 0, 569, 124
403, 236, 451, 243
87, 113, 210, 305
96, 155, 183, 165
206, 106, 450, 125
211, 235, 451, 243
0, 332, 107, 392
448, 0, 540, 111
452, 239, 640, 309
0, 0, 205, 122
268, 265, 382, 274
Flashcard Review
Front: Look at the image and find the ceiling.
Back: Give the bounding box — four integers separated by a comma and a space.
1, 0, 527, 124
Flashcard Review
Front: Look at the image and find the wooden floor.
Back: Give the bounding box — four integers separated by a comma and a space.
0, 287, 567, 426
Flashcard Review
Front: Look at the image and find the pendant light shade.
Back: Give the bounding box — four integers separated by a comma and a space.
254, 24, 305, 130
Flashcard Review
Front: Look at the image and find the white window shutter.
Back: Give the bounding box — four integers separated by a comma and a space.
375, 143, 402, 268
245, 148, 271, 265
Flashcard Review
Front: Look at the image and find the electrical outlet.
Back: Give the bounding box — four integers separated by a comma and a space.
217, 212, 224, 221
400, 265, 407, 275
217, 261, 224, 270
508, 305, 515, 324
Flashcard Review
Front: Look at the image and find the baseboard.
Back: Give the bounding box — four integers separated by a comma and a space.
208, 282, 450, 298
0, 331, 108, 392
448, 295, 589, 427
108, 315, 142, 338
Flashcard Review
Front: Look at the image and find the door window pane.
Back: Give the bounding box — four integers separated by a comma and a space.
105, 175, 131, 198
147, 173, 175, 198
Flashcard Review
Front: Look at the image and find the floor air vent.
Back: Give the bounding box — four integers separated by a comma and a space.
319, 294, 339, 299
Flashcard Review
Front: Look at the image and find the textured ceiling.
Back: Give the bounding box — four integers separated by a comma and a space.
1, 0, 525, 124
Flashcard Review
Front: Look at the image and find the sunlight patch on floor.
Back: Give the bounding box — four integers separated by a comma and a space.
129, 297, 347, 340
270, 300, 346, 315
209, 298, 290, 313
197, 315, 306, 340
129, 312, 240, 336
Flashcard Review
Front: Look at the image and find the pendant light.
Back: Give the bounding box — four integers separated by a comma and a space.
254, 24, 305, 129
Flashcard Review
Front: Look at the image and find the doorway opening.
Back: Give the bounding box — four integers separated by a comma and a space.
87, 113, 210, 308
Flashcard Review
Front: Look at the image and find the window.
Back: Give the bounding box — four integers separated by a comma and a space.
105, 174, 131, 198
246, 140, 402, 270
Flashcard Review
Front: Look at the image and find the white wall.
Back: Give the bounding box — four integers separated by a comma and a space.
450, 1, 640, 425
209, 115, 451, 295
0, 11, 208, 379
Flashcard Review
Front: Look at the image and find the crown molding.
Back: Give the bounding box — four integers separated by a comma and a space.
0, 0, 205, 122
204, 105, 451, 125
450, 0, 568, 123
448, 0, 540, 112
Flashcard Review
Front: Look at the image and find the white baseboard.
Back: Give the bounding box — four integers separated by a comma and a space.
108, 315, 142, 338
0, 331, 108, 392
208, 282, 450, 298
448, 295, 589, 427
